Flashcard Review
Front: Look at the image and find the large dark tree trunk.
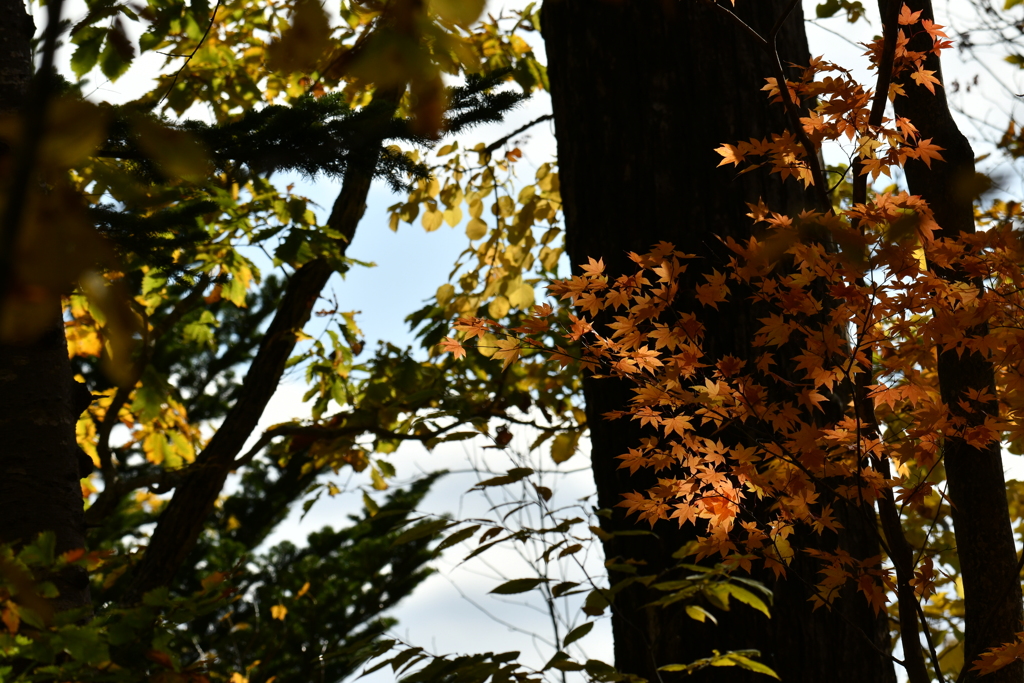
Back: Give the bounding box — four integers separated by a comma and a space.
0, 0, 91, 613
881, 0, 1024, 679
541, 1, 895, 681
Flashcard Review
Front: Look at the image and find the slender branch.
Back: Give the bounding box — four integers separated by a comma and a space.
155, 0, 224, 108
93, 274, 211, 481
707, 0, 830, 210
851, 294, 932, 683
705, 1, 767, 48
483, 113, 553, 155
915, 598, 946, 682
852, 0, 900, 208
768, 0, 801, 41
231, 419, 472, 470
120, 95, 403, 602
765, 41, 830, 210
152, 274, 213, 339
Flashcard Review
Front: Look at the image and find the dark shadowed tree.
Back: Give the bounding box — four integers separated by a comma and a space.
541, 1, 895, 680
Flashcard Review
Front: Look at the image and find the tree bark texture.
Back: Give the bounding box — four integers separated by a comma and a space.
542, 1, 895, 681
880, 0, 1024, 679
0, 0, 91, 613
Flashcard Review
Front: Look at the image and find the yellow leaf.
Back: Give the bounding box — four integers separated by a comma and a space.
488, 295, 510, 319
270, 604, 288, 621
492, 338, 521, 371
41, 98, 109, 167
466, 217, 488, 240
422, 206, 444, 232
266, 0, 332, 73
201, 571, 228, 590
2, 606, 20, 634
432, 0, 485, 25
436, 283, 455, 305
494, 196, 515, 218
443, 205, 463, 227
296, 582, 311, 598
508, 282, 535, 309
551, 431, 580, 464
477, 332, 498, 358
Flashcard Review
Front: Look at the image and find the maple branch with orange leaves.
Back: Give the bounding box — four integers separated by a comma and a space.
704, 0, 830, 210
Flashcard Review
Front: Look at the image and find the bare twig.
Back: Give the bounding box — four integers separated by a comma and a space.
155, 0, 224, 108
483, 113, 553, 154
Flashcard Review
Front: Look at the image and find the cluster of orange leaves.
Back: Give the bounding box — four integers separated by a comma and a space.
442, 6, 1024, 634
717, 6, 950, 186
447, 194, 1024, 608
443, 4, 1024, 672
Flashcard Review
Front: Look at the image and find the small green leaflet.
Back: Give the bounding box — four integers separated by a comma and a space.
562, 622, 593, 647
489, 577, 549, 595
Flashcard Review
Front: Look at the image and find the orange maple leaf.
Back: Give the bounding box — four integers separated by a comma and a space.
663, 414, 693, 437
532, 303, 553, 318
492, 338, 521, 371
694, 270, 730, 309
581, 256, 605, 277
912, 137, 945, 168
897, 3, 922, 25
439, 337, 466, 360
910, 68, 941, 94
921, 19, 948, 39
715, 143, 744, 167
972, 635, 1024, 676
454, 317, 492, 341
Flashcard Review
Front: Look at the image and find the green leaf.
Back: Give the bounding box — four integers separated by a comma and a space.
392, 518, 451, 546
816, 0, 841, 17
584, 659, 621, 682
704, 583, 731, 611
58, 625, 110, 665
474, 467, 534, 488
439, 431, 480, 443
436, 524, 482, 552
18, 532, 56, 567
489, 577, 549, 595
551, 581, 581, 598
70, 29, 105, 78
582, 589, 610, 616
362, 492, 379, 517
98, 39, 132, 81
562, 622, 593, 647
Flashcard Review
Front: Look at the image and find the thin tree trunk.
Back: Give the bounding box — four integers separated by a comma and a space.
542, 0, 895, 680
880, 0, 1024, 679
0, 0, 91, 613
121, 104, 392, 601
